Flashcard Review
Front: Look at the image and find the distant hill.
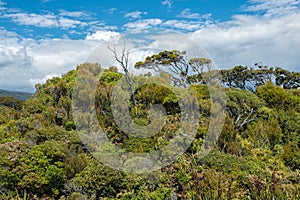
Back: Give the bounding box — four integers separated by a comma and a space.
0, 89, 33, 100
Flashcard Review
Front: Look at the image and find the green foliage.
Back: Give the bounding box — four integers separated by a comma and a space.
99, 70, 122, 84
65, 159, 125, 198
0, 96, 24, 110
226, 88, 265, 129
13, 140, 66, 196
257, 81, 300, 111
0, 62, 300, 199
283, 142, 300, 170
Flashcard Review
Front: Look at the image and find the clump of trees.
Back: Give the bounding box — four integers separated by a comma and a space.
219, 64, 300, 91
0, 50, 300, 199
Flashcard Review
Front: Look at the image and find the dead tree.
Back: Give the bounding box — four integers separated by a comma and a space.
108, 39, 137, 107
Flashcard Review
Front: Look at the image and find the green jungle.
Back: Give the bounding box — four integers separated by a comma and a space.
1, 50, 300, 199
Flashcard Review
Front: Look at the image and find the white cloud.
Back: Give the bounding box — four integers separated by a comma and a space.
0, 66, 35, 92
148, 32, 209, 58
59, 10, 89, 18
0, 30, 33, 91
178, 8, 211, 19
88, 21, 118, 32
59, 18, 87, 29
0, 29, 101, 92
244, 0, 300, 17
162, 0, 172, 8
3, 12, 87, 28
105, 8, 117, 14
86, 30, 122, 43
0, 45, 32, 68
190, 12, 300, 71
30, 73, 59, 86
4, 13, 59, 27
25, 39, 99, 75
163, 20, 203, 31
0, 28, 19, 39
124, 19, 163, 33
0, 29, 32, 70
124, 11, 147, 19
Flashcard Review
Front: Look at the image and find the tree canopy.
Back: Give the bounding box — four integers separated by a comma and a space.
0, 56, 300, 199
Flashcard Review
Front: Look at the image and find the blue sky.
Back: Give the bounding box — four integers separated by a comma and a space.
0, 0, 246, 39
0, 0, 300, 92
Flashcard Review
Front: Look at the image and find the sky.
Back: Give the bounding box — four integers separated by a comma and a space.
0, 0, 300, 92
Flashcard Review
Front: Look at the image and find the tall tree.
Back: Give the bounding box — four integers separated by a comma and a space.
135, 50, 212, 87
220, 66, 250, 91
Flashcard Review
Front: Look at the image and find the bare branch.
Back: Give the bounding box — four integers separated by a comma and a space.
107, 39, 136, 106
